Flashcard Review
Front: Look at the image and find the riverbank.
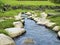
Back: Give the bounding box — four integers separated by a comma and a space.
0, 9, 60, 35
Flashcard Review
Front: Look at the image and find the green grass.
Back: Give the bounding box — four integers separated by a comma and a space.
45, 9, 60, 15
48, 16, 60, 26
0, 29, 9, 35
0, 9, 33, 17
45, 9, 60, 26
0, 19, 15, 29
1, 0, 56, 6
45, 9, 56, 13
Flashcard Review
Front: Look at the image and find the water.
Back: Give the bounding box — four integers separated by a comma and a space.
14, 15, 60, 45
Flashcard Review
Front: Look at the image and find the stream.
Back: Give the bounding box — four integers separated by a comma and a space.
14, 14, 60, 45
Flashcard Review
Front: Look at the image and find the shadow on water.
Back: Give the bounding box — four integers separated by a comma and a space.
14, 14, 60, 45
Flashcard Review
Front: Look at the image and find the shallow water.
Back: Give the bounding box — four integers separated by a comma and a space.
14, 15, 60, 45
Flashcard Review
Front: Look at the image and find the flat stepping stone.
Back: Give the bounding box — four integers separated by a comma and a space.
0, 34, 15, 45
5, 28, 26, 38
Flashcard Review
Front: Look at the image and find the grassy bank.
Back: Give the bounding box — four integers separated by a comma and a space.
0, 29, 9, 35
0, 19, 15, 29
0, 18, 15, 35
1, 1, 59, 11
0, 9, 33, 17
45, 9, 60, 26
2, 0, 56, 6
48, 16, 60, 26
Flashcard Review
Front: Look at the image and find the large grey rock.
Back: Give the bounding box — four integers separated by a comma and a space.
13, 21, 23, 28
5, 28, 26, 38
0, 34, 15, 45
37, 18, 50, 25
53, 26, 60, 31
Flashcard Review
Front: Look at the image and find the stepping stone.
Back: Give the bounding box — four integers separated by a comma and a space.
5, 28, 26, 38
0, 34, 15, 45
13, 21, 23, 28
53, 26, 60, 31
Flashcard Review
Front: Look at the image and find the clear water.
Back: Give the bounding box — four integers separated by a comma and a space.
14, 15, 60, 45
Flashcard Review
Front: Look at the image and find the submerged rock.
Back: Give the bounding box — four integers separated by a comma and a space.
5, 28, 26, 38
53, 26, 60, 31
0, 34, 15, 45
21, 38, 36, 45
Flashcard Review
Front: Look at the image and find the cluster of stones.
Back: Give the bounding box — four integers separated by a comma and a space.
0, 13, 26, 45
